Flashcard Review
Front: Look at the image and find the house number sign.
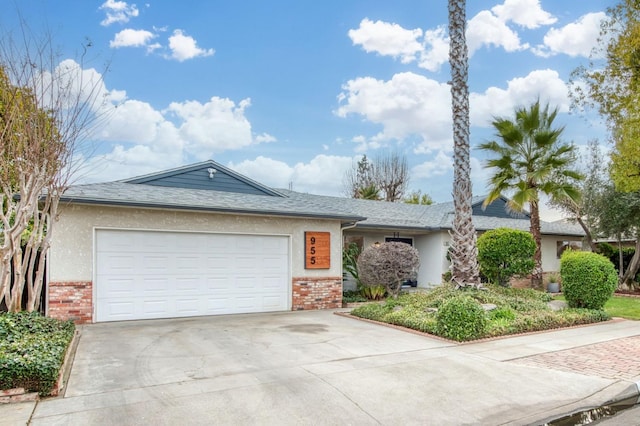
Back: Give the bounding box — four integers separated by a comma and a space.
305, 231, 330, 269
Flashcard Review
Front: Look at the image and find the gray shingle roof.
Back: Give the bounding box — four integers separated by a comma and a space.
60, 181, 585, 237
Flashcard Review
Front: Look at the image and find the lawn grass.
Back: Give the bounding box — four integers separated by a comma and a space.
604, 296, 640, 320
554, 294, 640, 320
350, 283, 611, 342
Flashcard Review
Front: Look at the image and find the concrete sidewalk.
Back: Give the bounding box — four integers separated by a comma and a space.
2, 311, 639, 425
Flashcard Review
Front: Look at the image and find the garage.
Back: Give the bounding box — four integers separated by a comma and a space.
95, 229, 290, 322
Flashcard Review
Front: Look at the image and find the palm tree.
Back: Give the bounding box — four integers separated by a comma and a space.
357, 184, 381, 200
448, 0, 480, 287
479, 100, 582, 288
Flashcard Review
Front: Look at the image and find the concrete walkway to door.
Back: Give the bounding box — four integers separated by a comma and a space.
6, 310, 640, 425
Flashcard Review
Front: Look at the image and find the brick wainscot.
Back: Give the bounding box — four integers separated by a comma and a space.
48, 281, 92, 324
292, 277, 342, 310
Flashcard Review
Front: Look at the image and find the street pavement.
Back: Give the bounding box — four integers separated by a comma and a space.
1, 310, 639, 425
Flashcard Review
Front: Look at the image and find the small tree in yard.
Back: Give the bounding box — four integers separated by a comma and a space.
0, 21, 108, 312
477, 228, 535, 287
357, 242, 420, 298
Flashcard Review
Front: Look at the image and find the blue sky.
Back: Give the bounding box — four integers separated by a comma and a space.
4, 0, 614, 219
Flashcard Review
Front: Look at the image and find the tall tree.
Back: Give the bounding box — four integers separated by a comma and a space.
448, 0, 480, 287
0, 22, 107, 312
479, 101, 582, 288
343, 152, 409, 202
548, 139, 606, 252
571, 0, 640, 192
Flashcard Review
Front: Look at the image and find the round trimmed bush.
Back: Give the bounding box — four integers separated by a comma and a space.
477, 228, 535, 287
436, 295, 487, 341
560, 251, 617, 310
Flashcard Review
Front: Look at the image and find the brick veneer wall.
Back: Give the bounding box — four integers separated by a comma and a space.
48, 281, 93, 324
292, 277, 342, 310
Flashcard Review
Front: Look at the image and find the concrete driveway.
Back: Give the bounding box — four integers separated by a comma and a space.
29, 311, 640, 425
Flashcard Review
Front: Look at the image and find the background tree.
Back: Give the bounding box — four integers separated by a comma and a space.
571, 0, 640, 192
592, 184, 640, 290
343, 152, 409, 202
0, 22, 107, 312
448, 0, 480, 287
548, 139, 606, 252
479, 100, 582, 288
404, 190, 434, 205
344, 155, 376, 198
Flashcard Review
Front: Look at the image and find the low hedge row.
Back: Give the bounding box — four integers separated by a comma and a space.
0, 312, 75, 395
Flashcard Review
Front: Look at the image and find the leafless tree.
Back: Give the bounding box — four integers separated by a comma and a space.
0, 20, 108, 312
343, 152, 409, 202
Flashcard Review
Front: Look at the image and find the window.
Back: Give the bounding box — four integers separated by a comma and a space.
385, 237, 413, 246
557, 240, 582, 258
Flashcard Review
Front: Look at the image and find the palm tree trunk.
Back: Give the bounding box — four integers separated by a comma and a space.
448, 0, 480, 287
529, 199, 543, 288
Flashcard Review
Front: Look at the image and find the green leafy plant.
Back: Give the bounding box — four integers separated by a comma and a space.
561, 251, 617, 309
477, 228, 536, 287
0, 312, 75, 395
360, 284, 386, 300
342, 242, 361, 286
435, 295, 488, 341
342, 290, 367, 303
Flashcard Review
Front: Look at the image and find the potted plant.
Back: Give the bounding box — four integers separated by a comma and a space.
546, 273, 560, 293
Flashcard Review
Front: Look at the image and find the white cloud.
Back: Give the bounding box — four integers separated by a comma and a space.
418, 26, 450, 72
336, 72, 452, 153
491, 0, 556, 29
413, 150, 452, 179
255, 133, 277, 143
167, 30, 214, 61
535, 12, 606, 58
34, 59, 118, 114
110, 29, 156, 49
166, 97, 263, 158
470, 69, 569, 126
229, 154, 354, 195
467, 10, 529, 55
98, 99, 166, 143
99, 0, 139, 26
348, 18, 423, 64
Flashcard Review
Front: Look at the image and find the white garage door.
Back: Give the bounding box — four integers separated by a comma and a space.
95, 229, 290, 322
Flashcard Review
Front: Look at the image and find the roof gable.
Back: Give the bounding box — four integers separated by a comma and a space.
121, 160, 283, 197
472, 196, 529, 220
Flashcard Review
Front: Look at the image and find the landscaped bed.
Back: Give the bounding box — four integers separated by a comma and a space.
0, 312, 75, 395
349, 283, 611, 342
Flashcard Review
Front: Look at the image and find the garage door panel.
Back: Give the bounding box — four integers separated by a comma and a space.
96, 230, 290, 322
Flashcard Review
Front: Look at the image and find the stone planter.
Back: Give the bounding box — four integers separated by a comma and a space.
546, 282, 560, 293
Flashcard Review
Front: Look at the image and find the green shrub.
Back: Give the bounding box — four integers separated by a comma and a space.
360, 284, 386, 300
436, 296, 488, 341
561, 251, 617, 309
342, 290, 367, 303
477, 228, 535, 287
0, 312, 75, 395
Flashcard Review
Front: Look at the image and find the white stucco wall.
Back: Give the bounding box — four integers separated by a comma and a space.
541, 234, 583, 272
414, 233, 449, 288
49, 204, 344, 283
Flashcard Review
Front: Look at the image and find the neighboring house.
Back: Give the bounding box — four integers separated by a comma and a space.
48, 160, 584, 324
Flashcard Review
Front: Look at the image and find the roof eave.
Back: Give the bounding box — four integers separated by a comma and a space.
58, 197, 366, 223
